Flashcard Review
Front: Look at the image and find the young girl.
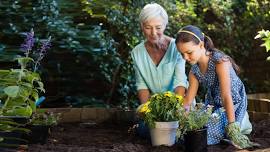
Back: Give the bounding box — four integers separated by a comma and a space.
175, 25, 257, 149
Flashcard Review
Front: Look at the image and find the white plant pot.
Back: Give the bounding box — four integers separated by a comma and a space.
150, 121, 179, 146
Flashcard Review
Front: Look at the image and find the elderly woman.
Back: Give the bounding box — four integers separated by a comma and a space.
131, 3, 188, 104
131, 3, 188, 139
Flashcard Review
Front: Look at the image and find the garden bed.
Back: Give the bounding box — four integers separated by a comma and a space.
2, 104, 270, 152
15, 119, 270, 152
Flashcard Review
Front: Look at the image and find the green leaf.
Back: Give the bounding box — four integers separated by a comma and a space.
37, 81, 45, 92
0, 70, 10, 75
5, 105, 32, 117
29, 100, 36, 113
256, 29, 270, 56
264, 40, 270, 52
18, 85, 31, 101
16, 57, 34, 69
31, 89, 39, 102
25, 71, 40, 84
4, 86, 19, 98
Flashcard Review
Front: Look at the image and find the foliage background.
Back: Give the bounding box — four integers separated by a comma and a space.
0, 0, 269, 109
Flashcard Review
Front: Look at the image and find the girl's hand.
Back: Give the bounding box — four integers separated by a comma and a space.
183, 104, 191, 112
225, 122, 260, 149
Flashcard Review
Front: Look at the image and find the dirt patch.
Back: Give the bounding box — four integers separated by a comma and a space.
22, 119, 270, 151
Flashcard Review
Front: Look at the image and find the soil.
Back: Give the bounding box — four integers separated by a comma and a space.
3, 120, 270, 152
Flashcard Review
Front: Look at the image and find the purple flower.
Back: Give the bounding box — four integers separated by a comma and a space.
39, 36, 51, 56
34, 36, 51, 72
20, 29, 35, 57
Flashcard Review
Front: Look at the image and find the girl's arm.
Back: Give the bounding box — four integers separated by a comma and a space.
174, 86, 185, 97
184, 71, 199, 107
216, 61, 235, 123
218, 61, 258, 149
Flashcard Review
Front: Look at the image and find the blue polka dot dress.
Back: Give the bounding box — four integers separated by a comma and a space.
191, 51, 248, 145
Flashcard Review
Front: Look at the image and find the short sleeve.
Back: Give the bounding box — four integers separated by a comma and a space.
131, 50, 148, 90
173, 54, 188, 89
211, 51, 230, 64
190, 65, 203, 83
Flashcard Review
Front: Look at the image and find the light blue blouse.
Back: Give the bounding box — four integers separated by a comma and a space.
131, 39, 188, 94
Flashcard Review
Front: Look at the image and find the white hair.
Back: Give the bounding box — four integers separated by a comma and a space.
139, 3, 168, 27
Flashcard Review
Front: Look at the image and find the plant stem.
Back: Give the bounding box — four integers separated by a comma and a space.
3, 97, 10, 109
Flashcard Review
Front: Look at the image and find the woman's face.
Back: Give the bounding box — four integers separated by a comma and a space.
176, 41, 203, 65
142, 17, 166, 44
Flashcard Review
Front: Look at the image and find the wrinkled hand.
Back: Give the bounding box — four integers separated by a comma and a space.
136, 104, 145, 118
226, 122, 259, 149
136, 104, 144, 113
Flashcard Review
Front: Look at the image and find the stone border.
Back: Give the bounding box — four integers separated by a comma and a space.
40, 93, 270, 124
42, 107, 270, 124
44, 108, 136, 124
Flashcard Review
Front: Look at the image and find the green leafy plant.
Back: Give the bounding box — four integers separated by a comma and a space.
179, 103, 213, 134
0, 64, 43, 117
0, 29, 53, 146
255, 29, 270, 60
136, 91, 184, 128
0, 29, 50, 117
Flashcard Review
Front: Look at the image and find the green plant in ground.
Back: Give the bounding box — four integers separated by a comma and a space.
136, 91, 184, 128
0, 29, 50, 117
0, 67, 43, 117
255, 29, 270, 61
0, 117, 30, 147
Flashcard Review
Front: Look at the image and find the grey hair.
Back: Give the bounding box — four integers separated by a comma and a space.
139, 3, 168, 27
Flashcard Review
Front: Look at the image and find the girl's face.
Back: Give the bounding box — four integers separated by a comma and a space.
176, 41, 204, 65
142, 17, 166, 44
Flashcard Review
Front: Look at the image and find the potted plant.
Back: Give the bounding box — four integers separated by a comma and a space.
179, 103, 213, 152
25, 109, 60, 144
0, 29, 51, 146
137, 91, 185, 146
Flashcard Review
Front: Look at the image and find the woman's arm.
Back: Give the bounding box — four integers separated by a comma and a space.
216, 61, 235, 123
184, 71, 199, 107
138, 89, 150, 104
173, 53, 188, 92
131, 53, 149, 104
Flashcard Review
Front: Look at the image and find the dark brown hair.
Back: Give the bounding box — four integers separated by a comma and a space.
175, 25, 240, 74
